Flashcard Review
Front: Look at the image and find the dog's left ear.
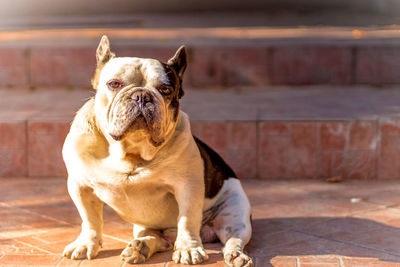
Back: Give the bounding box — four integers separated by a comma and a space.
168, 46, 187, 80
168, 46, 187, 98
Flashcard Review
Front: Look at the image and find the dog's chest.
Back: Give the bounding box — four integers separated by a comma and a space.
91, 171, 179, 228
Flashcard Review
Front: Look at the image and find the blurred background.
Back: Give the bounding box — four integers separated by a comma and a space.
2, 0, 400, 29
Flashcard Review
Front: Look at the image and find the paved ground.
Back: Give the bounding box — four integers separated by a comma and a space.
3, 177, 400, 266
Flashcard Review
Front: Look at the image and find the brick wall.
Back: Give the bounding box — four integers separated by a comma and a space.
3, 119, 400, 180
3, 45, 400, 89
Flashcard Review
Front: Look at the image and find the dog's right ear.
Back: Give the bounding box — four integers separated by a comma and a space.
92, 36, 115, 89
96, 35, 115, 65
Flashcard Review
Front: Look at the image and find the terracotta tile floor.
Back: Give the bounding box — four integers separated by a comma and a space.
2, 178, 400, 266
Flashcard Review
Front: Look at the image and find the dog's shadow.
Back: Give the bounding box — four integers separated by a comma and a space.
84, 217, 400, 266
96, 249, 124, 259
247, 217, 400, 266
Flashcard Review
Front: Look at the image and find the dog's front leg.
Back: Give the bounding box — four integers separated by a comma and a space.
63, 177, 103, 260
172, 181, 209, 264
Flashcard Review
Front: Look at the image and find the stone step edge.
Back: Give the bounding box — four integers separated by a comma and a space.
3, 27, 400, 47
1, 118, 400, 180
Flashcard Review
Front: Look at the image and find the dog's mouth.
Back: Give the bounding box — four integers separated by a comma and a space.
109, 114, 147, 141
107, 91, 164, 145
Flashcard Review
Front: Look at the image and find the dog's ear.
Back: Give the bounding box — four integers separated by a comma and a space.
96, 35, 115, 65
92, 36, 115, 90
168, 45, 187, 80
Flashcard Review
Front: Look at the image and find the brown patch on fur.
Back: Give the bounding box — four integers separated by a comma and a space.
159, 62, 181, 121
166, 46, 187, 99
194, 136, 237, 198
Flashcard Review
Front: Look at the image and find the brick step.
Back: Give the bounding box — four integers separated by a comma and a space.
1, 27, 400, 88
1, 86, 400, 180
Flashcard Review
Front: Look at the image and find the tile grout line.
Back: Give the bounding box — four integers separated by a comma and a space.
294, 229, 400, 259
375, 119, 380, 179
286, 123, 291, 179
0, 224, 48, 239
0, 201, 130, 244
15, 239, 56, 255
255, 120, 259, 179
316, 122, 321, 179
295, 256, 300, 267
0, 199, 142, 255
0, 201, 76, 226
338, 256, 345, 267
54, 256, 64, 267
25, 48, 32, 88
103, 233, 129, 243
25, 119, 29, 177
349, 202, 395, 217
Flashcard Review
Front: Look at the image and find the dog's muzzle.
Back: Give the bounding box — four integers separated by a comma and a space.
107, 87, 164, 145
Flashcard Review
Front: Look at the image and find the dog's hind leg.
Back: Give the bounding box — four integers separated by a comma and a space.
120, 224, 172, 264
211, 178, 253, 267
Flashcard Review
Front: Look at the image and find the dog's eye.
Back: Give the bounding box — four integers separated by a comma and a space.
107, 80, 124, 90
158, 85, 173, 95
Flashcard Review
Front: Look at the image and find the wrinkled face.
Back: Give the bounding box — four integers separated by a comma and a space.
93, 36, 187, 147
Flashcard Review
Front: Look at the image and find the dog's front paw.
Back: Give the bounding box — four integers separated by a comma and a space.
63, 236, 102, 260
172, 245, 208, 264
224, 249, 253, 267
120, 239, 149, 264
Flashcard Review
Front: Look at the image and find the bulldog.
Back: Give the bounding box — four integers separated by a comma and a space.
62, 35, 253, 267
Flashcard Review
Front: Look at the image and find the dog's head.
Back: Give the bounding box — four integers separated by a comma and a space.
92, 36, 187, 148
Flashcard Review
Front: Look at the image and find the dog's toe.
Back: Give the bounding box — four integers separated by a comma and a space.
172, 246, 208, 264
63, 240, 100, 260
120, 239, 148, 264
190, 248, 206, 264
71, 245, 87, 260
224, 249, 253, 267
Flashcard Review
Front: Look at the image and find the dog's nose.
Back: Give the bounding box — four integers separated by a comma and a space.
131, 90, 152, 105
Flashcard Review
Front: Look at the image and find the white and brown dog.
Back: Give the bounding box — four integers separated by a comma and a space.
62, 36, 253, 267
